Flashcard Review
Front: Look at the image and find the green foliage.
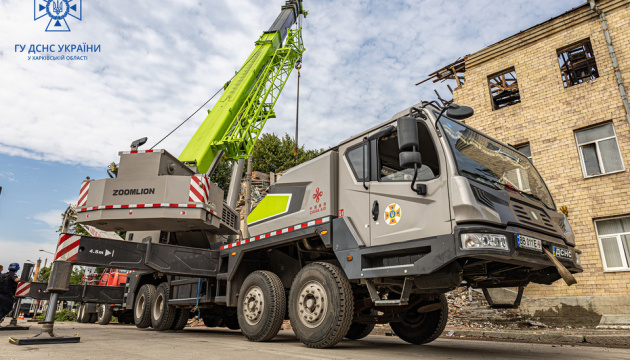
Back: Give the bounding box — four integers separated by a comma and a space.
34, 266, 84, 285
57, 211, 90, 236
251, 133, 322, 174
36, 308, 76, 322
210, 155, 234, 198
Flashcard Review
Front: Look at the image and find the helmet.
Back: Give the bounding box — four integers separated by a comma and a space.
8, 263, 19, 271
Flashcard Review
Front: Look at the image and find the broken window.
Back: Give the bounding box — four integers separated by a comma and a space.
557, 39, 599, 87
488, 67, 520, 110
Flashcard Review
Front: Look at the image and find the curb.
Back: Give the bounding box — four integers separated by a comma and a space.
441, 329, 630, 347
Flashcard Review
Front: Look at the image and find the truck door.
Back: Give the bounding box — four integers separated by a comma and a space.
369, 120, 451, 246
338, 137, 371, 246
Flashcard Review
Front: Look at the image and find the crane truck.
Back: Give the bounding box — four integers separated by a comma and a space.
12, 0, 582, 349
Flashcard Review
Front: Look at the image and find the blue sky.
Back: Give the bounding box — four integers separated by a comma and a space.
0, 0, 584, 273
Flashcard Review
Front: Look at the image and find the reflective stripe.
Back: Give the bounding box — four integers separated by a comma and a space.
220, 217, 329, 250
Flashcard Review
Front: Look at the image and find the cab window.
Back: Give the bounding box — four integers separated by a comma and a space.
377, 122, 439, 182
346, 144, 368, 181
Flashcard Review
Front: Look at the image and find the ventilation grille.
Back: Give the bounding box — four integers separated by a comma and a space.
222, 206, 238, 230
511, 203, 556, 232
472, 187, 495, 209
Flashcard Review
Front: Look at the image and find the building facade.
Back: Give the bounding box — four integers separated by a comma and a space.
431, 0, 630, 323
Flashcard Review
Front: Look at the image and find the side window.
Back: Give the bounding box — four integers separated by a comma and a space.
346, 144, 368, 181
377, 122, 440, 182
575, 122, 624, 178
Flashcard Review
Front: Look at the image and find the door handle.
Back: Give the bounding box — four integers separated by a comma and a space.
372, 200, 379, 221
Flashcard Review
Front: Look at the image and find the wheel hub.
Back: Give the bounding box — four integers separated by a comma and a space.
242, 286, 264, 326
297, 280, 327, 329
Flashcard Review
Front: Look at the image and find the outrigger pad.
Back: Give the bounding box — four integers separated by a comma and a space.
0, 325, 30, 331
8, 322, 80, 345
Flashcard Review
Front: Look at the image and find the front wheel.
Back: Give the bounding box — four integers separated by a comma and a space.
288, 262, 354, 348
237, 271, 286, 342
389, 294, 448, 345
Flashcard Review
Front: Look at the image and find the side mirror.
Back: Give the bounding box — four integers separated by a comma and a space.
445, 104, 474, 120
399, 151, 422, 168
397, 116, 419, 151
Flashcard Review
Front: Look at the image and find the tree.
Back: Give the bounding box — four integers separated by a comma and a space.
251, 133, 322, 174
56, 210, 89, 236
36, 265, 85, 285
210, 155, 234, 198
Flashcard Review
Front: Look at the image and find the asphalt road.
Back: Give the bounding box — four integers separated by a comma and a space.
1, 322, 629, 360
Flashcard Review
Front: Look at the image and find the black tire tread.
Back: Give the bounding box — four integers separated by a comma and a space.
171, 308, 190, 331
239, 270, 286, 342
98, 304, 113, 325
135, 284, 155, 329
345, 322, 375, 340
390, 294, 448, 345
290, 262, 354, 349
152, 283, 178, 331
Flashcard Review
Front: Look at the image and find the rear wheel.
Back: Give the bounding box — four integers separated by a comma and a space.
288, 262, 354, 348
223, 313, 240, 330
134, 284, 155, 328
389, 294, 448, 345
76, 304, 86, 323
151, 283, 177, 331
171, 308, 190, 331
202, 315, 222, 327
237, 271, 286, 342
345, 322, 375, 340
98, 304, 113, 325
88, 312, 98, 323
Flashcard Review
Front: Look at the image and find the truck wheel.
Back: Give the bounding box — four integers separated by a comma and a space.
98, 304, 113, 325
237, 271, 286, 342
202, 315, 222, 327
223, 313, 240, 330
134, 284, 156, 328
171, 308, 190, 331
288, 262, 354, 348
345, 322, 375, 340
390, 294, 448, 345
151, 283, 177, 331
76, 304, 86, 323
89, 312, 98, 323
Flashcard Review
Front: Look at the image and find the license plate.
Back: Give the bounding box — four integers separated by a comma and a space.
553, 246, 572, 259
517, 234, 542, 252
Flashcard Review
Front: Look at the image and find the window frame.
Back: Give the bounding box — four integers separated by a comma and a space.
557, 39, 599, 88
344, 142, 370, 182
375, 120, 440, 182
487, 67, 521, 111
594, 215, 630, 272
575, 122, 625, 178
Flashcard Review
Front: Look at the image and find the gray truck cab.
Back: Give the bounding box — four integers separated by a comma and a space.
334, 102, 581, 292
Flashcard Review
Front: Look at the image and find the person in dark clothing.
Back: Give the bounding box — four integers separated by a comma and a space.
0, 263, 20, 322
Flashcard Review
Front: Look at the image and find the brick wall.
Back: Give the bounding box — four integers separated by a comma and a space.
452, 1, 630, 297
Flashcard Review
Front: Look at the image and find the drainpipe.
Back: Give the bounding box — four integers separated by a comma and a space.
589, 0, 630, 127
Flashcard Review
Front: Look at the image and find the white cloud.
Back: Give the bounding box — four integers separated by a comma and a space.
0, 0, 584, 167
33, 208, 64, 228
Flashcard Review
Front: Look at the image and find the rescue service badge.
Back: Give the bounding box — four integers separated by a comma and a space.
384, 203, 401, 225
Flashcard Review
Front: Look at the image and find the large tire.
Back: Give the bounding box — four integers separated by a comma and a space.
98, 304, 113, 325
134, 284, 156, 329
345, 322, 375, 340
390, 294, 448, 345
171, 308, 190, 331
151, 283, 177, 331
288, 262, 354, 348
76, 304, 86, 323
88, 312, 98, 323
202, 315, 222, 328
222, 313, 240, 330
237, 271, 286, 342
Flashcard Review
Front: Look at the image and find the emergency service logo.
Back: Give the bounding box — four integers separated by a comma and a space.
384, 203, 401, 225
34, 0, 82, 32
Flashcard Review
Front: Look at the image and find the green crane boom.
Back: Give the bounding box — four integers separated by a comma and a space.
178, 1, 306, 175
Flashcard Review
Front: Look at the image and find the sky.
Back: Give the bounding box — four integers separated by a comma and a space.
0, 0, 585, 275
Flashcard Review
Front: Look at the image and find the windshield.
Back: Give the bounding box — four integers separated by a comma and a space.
439, 116, 555, 210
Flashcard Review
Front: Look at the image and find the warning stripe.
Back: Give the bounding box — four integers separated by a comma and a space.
220, 217, 330, 250
189, 175, 210, 203
15, 282, 30, 297
55, 234, 81, 262
77, 203, 218, 216
120, 149, 160, 154
78, 181, 90, 206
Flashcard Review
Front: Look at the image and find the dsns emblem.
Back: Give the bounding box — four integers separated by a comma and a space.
34, 0, 83, 32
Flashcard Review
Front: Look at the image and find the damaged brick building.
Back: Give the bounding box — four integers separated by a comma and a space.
419, 0, 630, 326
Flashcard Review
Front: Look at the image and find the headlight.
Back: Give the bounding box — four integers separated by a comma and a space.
575, 252, 581, 266
461, 233, 509, 250
561, 215, 576, 246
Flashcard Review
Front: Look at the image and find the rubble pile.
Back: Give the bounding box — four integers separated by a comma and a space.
446, 287, 523, 330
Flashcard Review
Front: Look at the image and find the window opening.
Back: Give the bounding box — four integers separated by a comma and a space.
488, 67, 520, 110
346, 144, 368, 182
595, 216, 630, 271
557, 39, 599, 87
